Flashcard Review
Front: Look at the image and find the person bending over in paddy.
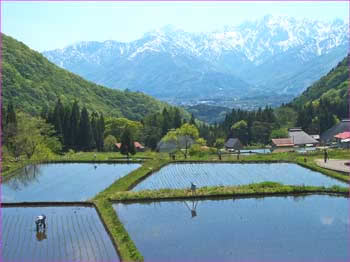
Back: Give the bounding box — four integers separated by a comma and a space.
35, 214, 46, 231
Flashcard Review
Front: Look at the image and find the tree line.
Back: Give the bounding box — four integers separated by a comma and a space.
197, 106, 279, 146
41, 99, 105, 152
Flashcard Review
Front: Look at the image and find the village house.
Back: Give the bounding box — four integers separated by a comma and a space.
288, 128, 318, 147
271, 138, 294, 153
224, 138, 243, 151
321, 119, 350, 145
334, 132, 350, 149
115, 141, 145, 152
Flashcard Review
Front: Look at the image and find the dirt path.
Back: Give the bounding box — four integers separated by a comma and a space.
315, 159, 350, 174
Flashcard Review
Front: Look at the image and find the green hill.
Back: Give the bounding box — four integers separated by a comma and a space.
288, 55, 348, 133
291, 55, 348, 109
2, 34, 173, 120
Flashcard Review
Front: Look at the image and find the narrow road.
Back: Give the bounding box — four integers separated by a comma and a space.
315, 159, 350, 175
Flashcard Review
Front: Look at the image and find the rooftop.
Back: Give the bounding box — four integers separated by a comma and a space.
271, 138, 294, 147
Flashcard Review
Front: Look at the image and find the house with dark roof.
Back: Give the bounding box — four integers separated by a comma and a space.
271, 138, 294, 152
288, 128, 318, 147
224, 138, 242, 151
320, 119, 350, 144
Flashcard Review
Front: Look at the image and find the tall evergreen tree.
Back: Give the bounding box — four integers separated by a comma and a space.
161, 108, 171, 136
173, 108, 182, 128
90, 112, 98, 150
4, 102, 17, 146
52, 99, 64, 142
120, 128, 136, 157
78, 107, 94, 151
190, 113, 196, 126
98, 113, 105, 151
62, 107, 71, 149
69, 101, 80, 150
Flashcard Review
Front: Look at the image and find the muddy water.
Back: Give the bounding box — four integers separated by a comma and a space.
114, 195, 349, 261
2, 163, 140, 202
2, 205, 119, 261
133, 163, 347, 191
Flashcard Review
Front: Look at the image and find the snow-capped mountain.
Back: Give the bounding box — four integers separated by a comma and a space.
43, 15, 348, 106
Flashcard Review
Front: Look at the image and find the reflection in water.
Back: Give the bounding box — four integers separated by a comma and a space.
133, 163, 347, 191
5, 165, 42, 191
2, 206, 120, 261
292, 195, 306, 202
36, 230, 47, 241
115, 195, 349, 262
2, 163, 141, 202
184, 200, 199, 218
321, 216, 334, 225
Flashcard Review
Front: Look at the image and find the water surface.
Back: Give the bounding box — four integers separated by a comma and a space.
114, 195, 349, 261
133, 163, 346, 191
240, 148, 271, 154
2, 205, 119, 261
2, 163, 140, 202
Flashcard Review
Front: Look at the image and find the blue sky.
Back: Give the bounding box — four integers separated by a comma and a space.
2, 1, 348, 52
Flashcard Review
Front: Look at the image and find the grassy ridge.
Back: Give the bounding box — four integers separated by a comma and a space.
107, 182, 349, 202
93, 199, 143, 262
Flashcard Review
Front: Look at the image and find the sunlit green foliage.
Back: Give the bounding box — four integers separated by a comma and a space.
2, 34, 168, 120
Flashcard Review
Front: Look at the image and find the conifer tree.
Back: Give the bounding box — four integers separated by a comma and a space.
120, 128, 136, 157
70, 101, 80, 150
161, 108, 171, 136
90, 112, 98, 150
190, 113, 196, 126
78, 107, 94, 151
98, 113, 105, 151
173, 108, 182, 129
53, 99, 64, 142
4, 102, 17, 146
63, 107, 71, 149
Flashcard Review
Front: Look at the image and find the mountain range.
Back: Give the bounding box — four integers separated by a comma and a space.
43, 15, 348, 107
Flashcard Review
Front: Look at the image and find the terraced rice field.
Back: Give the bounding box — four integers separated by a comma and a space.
133, 163, 347, 191
114, 195, 349, 261
1, 205, 119, 261
2, 163, 140, 202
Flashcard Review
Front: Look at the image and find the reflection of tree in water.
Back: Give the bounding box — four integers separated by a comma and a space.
4, 165, 42, 191
292, 195, 306, 202
184, 200, 199, 218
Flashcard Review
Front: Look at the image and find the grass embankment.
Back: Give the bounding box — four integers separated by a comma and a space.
93, 157, 169, 261
107, 182, 349, 202
94, 198, 143, 262
1, 151, 163, 179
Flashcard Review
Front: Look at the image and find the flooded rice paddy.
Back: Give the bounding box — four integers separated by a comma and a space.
2, 163, 140, 202
133, 163, 347, 191
114, 195, 349, 262
239, 148, 271, 154
1, 205, 119, 261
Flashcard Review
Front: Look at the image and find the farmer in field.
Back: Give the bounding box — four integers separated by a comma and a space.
324, 150, 328, 163
35, 214, 46, 231
191, 182, 196, 195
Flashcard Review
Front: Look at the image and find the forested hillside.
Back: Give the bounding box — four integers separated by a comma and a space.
2, 34, 171, 121
292, 55, 348, 109
290, 55, 349, 134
